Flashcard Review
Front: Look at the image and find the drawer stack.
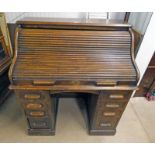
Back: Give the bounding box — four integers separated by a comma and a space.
16, 90, 57, 135
89, 90, 132, 135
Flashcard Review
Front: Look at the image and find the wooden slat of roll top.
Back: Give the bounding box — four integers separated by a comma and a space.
19, 29, 130, 35
13, 27, 137, 82
18, 30, 130, 47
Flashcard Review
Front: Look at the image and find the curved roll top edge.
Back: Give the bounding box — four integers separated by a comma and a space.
128, 28, 140, 83
9, 27, 19, 83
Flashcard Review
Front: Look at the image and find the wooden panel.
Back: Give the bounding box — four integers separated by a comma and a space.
149, 52, 155, 66
28, 117, 52, 129
135, 68, 155, 97
12, 28, 137, 84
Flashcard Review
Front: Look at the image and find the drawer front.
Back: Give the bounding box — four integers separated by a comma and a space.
106, 90, 132, 102
16, 90, 48, 102
28, 117, 52, 129
24, 102, 45, 110
25, 110, 46, 117
102, 110, 122, 118
23, 101, 48, 114
104, 101, 126, 109
98, 118, 118, 129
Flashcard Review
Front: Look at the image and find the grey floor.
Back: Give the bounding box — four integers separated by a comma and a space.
0, 93, 155, 143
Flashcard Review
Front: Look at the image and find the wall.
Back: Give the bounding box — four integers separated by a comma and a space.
5, 12, 25, 23
135, 13, 155, 83
128, 12, 152, 35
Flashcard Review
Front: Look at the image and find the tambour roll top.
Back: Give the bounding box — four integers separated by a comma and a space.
9, 18, 139, 87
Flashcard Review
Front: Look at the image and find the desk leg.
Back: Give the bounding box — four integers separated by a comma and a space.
15, 90, 57, 136
88, 90, 132, 135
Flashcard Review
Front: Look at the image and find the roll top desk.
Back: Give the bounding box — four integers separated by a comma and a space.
9, 18, 139, 135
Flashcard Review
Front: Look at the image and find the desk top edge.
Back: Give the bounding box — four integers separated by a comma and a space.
16, 17, 131, 28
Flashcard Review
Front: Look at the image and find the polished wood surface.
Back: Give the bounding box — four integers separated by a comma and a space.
13, 29, 136, 83
135, 52, 155, 97
9, 18, 139, 135
17, 17, 130, 27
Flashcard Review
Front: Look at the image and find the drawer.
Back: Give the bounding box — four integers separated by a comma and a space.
107, 90, 132, 101
102, 110, 122, 118
97, 117, 118, 130
24, 93, 41, 100
104, 100, 128, 110
17, 90, 47, 101
28, 117, 52, 129
24, 102, 45, 110
26, 110, 46, 117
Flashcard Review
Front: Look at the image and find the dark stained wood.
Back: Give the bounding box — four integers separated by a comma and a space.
0, 28, 12, 105
7, 23, 17, 52
17, 17, 131, 27
135, 52, 155, 97
9, 18, 139, 135
132, 29, 143, 57
124, 12, 130, 23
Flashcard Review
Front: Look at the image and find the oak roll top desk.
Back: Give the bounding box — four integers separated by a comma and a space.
9, 18, 139, 135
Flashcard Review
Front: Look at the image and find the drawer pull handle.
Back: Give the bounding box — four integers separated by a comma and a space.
32, 122, 47, 128
103, 112, 116, 116
26, 103, 43, 109
100, 123, 111, 127
33, 80, 55, 86
109, 95, 124, 99
24, 94, 41, 99
106, 104, 119, 108
96, 81, 116, 86
30, 111, 45, 116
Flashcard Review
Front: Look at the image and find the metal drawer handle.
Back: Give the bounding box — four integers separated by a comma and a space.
106, 104, 119, 108
32, 122, 47, 127
24, 94, 41, 99
96, 81, 117, 86
26, 103, 43, 109
109, 94, 124, 99
33, 80, 55, 86
100, 123, 111, 127
29, 111, 45, 117
103, 112, 116, 116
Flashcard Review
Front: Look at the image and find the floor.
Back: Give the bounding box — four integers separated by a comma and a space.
0, 93, 155, 143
